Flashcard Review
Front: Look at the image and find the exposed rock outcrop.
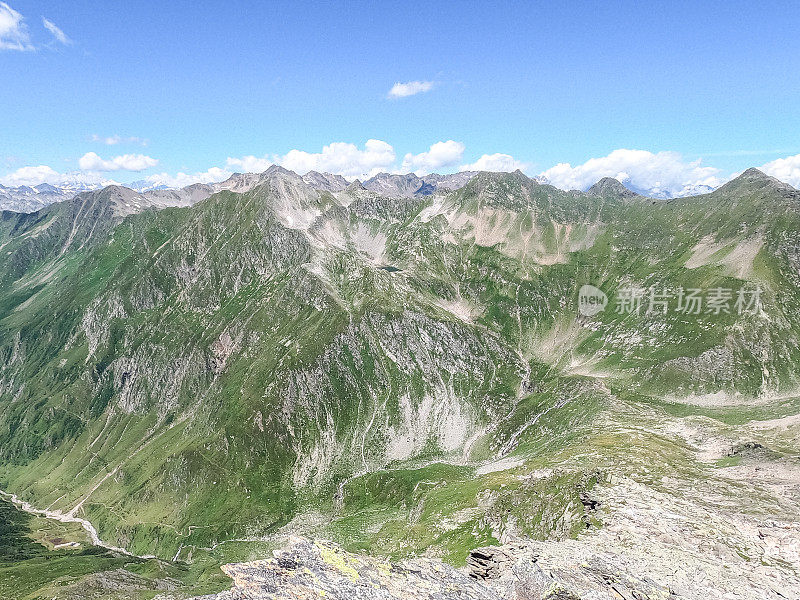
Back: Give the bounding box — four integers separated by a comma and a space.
198, 537, 675, 600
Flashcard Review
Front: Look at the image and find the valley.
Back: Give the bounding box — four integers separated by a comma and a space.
1, 167, 800, 598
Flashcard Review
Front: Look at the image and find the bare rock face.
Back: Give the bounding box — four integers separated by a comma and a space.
57, 567, 182, 599
467, 546, 518, 581
467, 544, 674, 600
201, 536, 496, 600
197, 537, 675, 600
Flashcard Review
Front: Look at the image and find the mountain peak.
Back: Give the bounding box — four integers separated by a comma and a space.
71, 185, 151, 218
346, 179, 367, 192
587, 177, 640, 199
263, 164, 299, 178
740, 167, 770, 179
718, 167, 797, 195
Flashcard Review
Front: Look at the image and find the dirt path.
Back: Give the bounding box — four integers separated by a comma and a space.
0, 489, 157, 560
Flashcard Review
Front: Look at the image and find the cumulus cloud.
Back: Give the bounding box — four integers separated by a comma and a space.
0, 2, 32, 50
388, 80, 434, 98
0, 165, 117, 187
78, 152, 159, 172
759, 153, 800, 189
0, 165, 61, 186
42, 16, 69, 45
224, 155, 272, 173
227, 139, 397, 180
8, 145, 800, 196
539, 149, 723, 198
460, 153, 529, 173
401, 140, 465, 175
91, 134, 147, 146
144, 167, 231, 189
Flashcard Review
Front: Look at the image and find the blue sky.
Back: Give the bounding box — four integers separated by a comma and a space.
2, 0, 800, 195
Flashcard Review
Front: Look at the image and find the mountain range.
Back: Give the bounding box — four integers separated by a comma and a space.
0, 182, 103, 213
1, 166, 799, 599
0, 168, 712, 214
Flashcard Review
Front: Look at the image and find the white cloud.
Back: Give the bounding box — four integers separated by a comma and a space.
539, 149, 723, 197
460, 153, 529, 173
0, 2, 32, 50
227, 139, 397, 180
759, 153, 800, 189
144, 167, 231, 189
401, 140, 465, 175
388, 80, 434, 98
144, 147, 800, 193
224, 155, 273, 173
0, 165, 61, 186
91, 134, 146, 146
0, 165, 117, 187
78, 152, 159, 172
42, 16, 69, 45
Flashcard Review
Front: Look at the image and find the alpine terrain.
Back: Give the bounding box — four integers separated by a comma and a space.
1, 166, 800, 599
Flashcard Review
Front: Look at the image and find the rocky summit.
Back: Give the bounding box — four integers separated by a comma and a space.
1, 167, 800, 599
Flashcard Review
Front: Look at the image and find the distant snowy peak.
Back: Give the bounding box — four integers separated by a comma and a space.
0, 182, 105, 213
614, 181, 717, 199
128, 179, 171, 192
2, 166, 748, 215
534, 171, 718, 199
668, 183, 716, 198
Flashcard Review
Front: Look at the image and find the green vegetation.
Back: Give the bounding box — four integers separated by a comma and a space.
0, 499, 228, 600
1, 168, 799, 587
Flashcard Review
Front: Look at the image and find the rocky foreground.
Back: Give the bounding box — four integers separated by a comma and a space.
190, 536, 672, 600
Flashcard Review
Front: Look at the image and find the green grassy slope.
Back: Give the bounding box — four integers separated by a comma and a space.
1, 167, 799, 575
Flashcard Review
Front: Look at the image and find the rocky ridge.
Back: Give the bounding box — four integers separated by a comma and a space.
0, 169, 483, 214
194, 536, 674, 600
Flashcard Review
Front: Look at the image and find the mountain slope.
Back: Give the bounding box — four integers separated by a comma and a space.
1, 168, 799, 598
